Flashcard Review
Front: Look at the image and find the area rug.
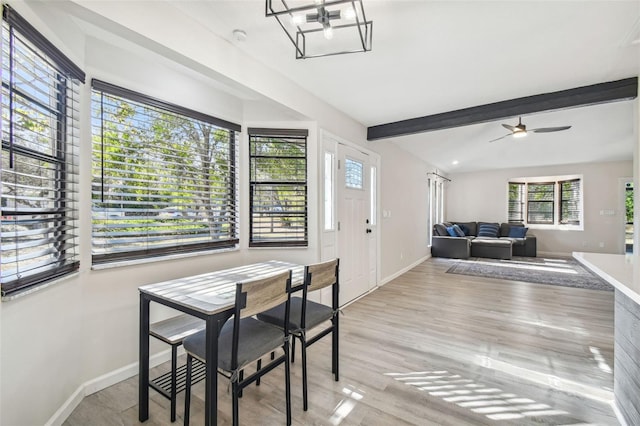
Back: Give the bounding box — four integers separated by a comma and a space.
446, 256, 613, 291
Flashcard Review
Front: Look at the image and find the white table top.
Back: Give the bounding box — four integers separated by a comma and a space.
573, 252, 640, 305
139, 260, 304, 315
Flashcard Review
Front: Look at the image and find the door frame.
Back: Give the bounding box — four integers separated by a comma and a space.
319, 129, 380, 294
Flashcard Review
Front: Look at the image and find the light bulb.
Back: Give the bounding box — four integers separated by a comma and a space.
291, 14, 305, 25
323, 26, 334, 39
343, 7, 356, 20
513, 130, 527, 138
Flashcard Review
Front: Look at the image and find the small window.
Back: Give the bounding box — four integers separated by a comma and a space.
324, 152, 334, 231
559, 179, 581, 225
248, 128, 308, 247
345, 158, 363, 189
508, 182, 525, 224
370, 165, 377, 226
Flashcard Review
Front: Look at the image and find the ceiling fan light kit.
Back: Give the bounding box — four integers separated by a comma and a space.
488, 116, 571, 143
265, 0, 373, 59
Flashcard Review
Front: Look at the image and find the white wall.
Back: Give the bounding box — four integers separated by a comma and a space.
447, 160, 633, 256
372, 143, 434, 279
0, 2, 433, 425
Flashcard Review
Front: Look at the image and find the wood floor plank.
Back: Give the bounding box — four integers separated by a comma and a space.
63, 257, 618, 425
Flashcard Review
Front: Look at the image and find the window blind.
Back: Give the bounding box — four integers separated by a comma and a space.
527, 182, 555, 224
91, 81, 239, 263
248, 128, 308, 247
560, 178, 581, 225
1, 5, 82, 296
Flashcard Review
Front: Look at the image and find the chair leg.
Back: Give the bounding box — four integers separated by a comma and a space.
170, 345, 178, 422
291, 337, 296, 363
238, 370, 244, 398
184, 355, 193, 426
333, 315, 339, 381
301, 336, 308, 411
284, 342, 292, 426
232, 381, 240, 426
256, 359, 262, 386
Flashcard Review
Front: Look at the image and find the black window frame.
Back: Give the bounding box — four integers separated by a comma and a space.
90, 79, 241, 264
248, 128, 308, 248
1, 5, 84, 297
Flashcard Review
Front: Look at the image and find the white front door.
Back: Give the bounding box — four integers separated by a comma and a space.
337, 144, 373, 305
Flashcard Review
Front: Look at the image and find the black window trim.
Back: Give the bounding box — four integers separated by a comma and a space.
2, 4, 85, 83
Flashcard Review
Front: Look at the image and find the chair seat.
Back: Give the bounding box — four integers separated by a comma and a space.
183, 317, 284, 372
258, 297, 334, 332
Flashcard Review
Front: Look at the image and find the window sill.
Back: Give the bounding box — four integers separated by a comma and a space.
527, 224, 584, 232
91, 246, 240, 271
1, 271, 80, 302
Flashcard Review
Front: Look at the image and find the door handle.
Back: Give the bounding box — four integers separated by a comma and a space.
366, 228, 372, 233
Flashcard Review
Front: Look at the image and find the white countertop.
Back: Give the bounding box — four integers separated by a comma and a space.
573, 251, 640, 305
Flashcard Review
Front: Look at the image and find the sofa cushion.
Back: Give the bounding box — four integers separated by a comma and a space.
455, 222, 477, 236
452, 224, 465, 237
508, 226, 528, 238
434, 223, 448, 236
477, 223, 499, 237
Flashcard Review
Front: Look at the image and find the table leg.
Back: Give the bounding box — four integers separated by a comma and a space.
139, 294, 150, 422
205, 316, 219, 426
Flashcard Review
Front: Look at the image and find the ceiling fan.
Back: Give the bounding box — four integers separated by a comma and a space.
488, 117, 571, 143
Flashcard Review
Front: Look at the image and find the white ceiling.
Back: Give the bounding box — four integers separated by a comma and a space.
74, 1, 640, 173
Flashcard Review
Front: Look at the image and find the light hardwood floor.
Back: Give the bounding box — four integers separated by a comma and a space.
64, 257, 617, 425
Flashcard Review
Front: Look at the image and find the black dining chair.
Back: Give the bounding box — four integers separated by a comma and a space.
257, 258, 340, 411
183, 270, 293, 426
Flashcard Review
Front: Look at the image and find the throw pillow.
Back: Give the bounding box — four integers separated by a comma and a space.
458, 223, 470, 235
452, 224, 465, 237
508, 226, 528, 238
446, 226, 457, 237
477, 223, 499, 237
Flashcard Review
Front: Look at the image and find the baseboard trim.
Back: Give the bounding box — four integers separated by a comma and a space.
612, 399, 630, 426
45, 348, 174, 426
379, 254, 431, 286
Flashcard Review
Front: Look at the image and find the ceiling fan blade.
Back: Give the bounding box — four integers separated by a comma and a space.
502, 124, 516, 131
529, 126, 572, 133
488, 134, 511, 143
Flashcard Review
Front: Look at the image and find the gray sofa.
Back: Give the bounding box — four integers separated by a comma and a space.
431, 221, 537, 259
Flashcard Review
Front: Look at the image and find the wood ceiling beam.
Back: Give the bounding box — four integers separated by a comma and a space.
366, 77, 638, 141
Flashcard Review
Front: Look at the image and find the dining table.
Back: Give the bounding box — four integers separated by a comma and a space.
138, 260, 305, 425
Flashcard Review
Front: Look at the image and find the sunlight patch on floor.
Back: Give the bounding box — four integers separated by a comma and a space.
475, 356, 613, 402
329, 385, 365, 425
457, 258, 578, 274
385, 370, 587, 422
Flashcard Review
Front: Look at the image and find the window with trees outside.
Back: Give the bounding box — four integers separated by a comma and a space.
1, 5, 84, 297
249, 128, 308, 247
507, 176, 582, 227
91, 80, 240, 264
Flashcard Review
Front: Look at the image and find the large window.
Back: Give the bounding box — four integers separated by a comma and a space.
248, 128, 308, 247
91, 80, 240, 264
1, 5, 84, 296
508, 176, 582, 227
